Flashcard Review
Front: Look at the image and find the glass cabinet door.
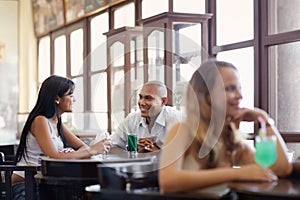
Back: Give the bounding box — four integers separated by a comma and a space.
172, 22, 202, 109
141, 12, 212, 107
147, 30, 165, 83
105, 27, 143, 133
130, 34, 144, 112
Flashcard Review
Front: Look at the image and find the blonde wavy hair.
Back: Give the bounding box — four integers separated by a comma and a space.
184, 59, 242, 168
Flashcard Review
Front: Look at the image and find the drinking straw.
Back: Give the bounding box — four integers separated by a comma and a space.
257, 116, 266, 138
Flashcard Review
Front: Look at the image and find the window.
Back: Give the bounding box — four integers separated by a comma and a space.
90, 13, 108, 72
216, 0, 253, 45
54, 35, 66, 77
217, 47, 254, 133
142, 0, 168, 19
38, 36, 50, 83
269, 42, 300, 132
173, 0, 205, 14
268, 0, 300, 34
70, 29, 83, 76
147, 30, 165, 83
90, 13, 109, 131
34, 1, 300, 153
114, 3, 135, 29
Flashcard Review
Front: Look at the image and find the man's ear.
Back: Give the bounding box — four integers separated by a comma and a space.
161, 97, 168, 106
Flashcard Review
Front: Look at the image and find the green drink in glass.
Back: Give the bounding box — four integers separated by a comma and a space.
127, 133, 137, 158
255, 135, 277, 168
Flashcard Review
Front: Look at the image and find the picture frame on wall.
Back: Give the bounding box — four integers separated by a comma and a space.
32, 0, 110, 36
32, 0, 65, 37
64, 0, 85, 23
65, 0, 106, 23
84, 0, 105, 14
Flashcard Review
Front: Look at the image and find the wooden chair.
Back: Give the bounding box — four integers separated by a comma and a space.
0, 152, 38, 200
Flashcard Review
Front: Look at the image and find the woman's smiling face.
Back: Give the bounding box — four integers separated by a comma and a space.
210, 67, 243, 117
57, 89, 76, 114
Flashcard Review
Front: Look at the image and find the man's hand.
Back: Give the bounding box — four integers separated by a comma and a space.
138, 137, 160, 153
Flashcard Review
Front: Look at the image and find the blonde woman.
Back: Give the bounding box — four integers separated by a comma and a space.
159, 60, 291, 193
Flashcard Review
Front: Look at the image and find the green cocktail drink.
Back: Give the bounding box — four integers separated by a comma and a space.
255, 135, 277, 168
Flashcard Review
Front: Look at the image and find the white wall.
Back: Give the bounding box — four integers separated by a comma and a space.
19, 0, 37, 113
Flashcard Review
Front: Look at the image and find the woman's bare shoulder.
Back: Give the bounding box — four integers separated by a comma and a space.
32, 115, 48, 124
168, 122, 190, 134
165, 122, 193, 144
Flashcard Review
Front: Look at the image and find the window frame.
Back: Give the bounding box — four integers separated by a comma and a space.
35, 0, 300, 141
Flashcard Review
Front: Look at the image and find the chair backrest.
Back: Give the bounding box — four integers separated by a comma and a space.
0, 152, 38, 200
0, 144, 15, 156
0, 151, 5, 163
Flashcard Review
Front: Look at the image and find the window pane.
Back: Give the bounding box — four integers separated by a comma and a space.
216, 0, 253, 45
114, 3, 135, 29
63, 112, 107, 133
54, 35, 66, 77
142, 0, 168, 19
38, 36, 50, 83
268, 0, 300, 34
110, 42, 125, 131
91, 73, 108, 130
148, 30, 165, 82
269, 42, 300, 132
173, 0, 205, 14
130, 35, 144, 112
91, 72, 107, 112
70, 28, 83, 76
217, 47, 254, 133
73, 77, 84, 112
90, 12, 108, 72
172, 23, 202, 110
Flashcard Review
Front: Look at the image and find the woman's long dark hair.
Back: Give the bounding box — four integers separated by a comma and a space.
15, 75, 75, 163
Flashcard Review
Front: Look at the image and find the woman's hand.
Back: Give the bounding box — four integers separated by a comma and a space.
59, 148, 75, 153
237, 164, 278, 182
89, 138, 112, 155
230, 107, 269, 124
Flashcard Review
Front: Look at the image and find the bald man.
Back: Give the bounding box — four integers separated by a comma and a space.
111, 81, 183, 153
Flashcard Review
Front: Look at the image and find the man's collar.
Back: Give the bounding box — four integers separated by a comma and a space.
139, 106, 166, 127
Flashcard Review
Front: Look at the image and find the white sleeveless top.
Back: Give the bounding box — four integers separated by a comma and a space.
14, 120, 64, 178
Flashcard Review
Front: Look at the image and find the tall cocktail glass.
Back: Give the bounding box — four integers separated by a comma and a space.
254, 135, 277, 168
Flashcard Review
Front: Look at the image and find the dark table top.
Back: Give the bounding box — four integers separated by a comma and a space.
85, 184, 233, 200
229, 177, 300, 199
38, 147, 300, 200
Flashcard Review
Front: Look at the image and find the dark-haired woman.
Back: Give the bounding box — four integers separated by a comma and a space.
11, 75, 111, 199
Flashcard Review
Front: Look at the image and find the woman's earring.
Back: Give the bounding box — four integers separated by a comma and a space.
56, 101, 59, 105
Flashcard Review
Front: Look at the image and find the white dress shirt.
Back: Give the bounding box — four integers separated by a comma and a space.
111, 106, 183, 150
